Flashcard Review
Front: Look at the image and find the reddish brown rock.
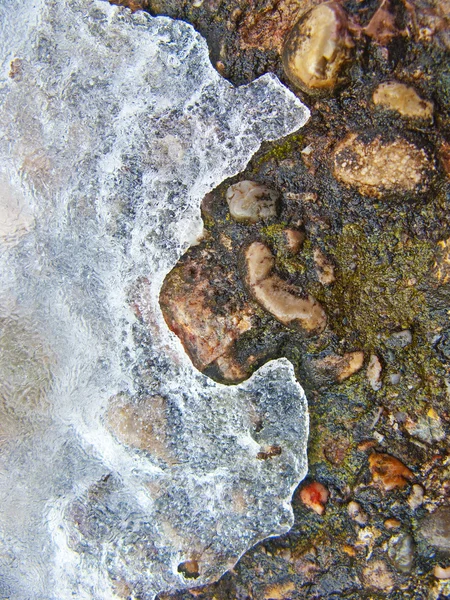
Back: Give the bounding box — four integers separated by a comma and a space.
160, 251, 254, 383
238, 0, 312, 52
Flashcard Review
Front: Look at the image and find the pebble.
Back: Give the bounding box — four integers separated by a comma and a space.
282, 2, 354, 92
386, 329, 412, 349
369, 452, 414, 491
313, 248, 335, 284
347, 501, 368, 525
408, 484, 425, 510
388, 533, 415, 573
405, 408, 445, 444
333, 133, 432, 197
434, 565, 450, 580
283, 228, 305, 254
384, 518, 401, 530
244, 241, 327, 335
309, 351, 364, 384
362, 559, 395, 591
299, 481, 329, 515
373, 81, 433, 120
367, 354, 382, 390
226, 180, 279, 223
418, 506, 450, 551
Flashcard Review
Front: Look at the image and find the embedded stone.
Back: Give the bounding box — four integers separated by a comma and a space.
333, 133, 432, 197
418, 506, 450, 551
159, 253, 254, 383
313, 248, 335, 284
347, 500, 368, 525
299, 481, 329, 515
388, 533, 415, 573
226, 180, 279, 223
373, 82, 433, 120
283, 228, 305, 254
434, 565, 450, 580
243, 241, 327, 335
362, 560, 395, 592
282, 2, 354, 92
308, 351, 364, 384
367, 354, 382, 391
106, 394, 175, 465
369, 452, 414, 491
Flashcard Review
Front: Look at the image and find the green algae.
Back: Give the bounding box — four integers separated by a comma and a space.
251, 133, 304, 171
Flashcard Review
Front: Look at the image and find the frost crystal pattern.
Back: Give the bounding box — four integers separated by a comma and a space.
0, 1, 310, 598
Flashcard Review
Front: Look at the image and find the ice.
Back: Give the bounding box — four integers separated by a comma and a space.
0, 1, 310, 598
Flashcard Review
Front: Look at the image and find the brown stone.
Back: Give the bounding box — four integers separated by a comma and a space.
362, 559, 395, 591
239, 0, 310, 52
160, 251, 254, 382
263, 581, 296, 600
369, 452, 414, 491
309, 351, 364, 384
243, 241, 327, 335
313, 248, 335, 284
106, 394, 176, 464
282, 2, 354, 92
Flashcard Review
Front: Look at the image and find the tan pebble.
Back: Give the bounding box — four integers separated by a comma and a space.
367, 354, 382, 391
434, 565, 450, 580
333, 133, 432, 197
373, 81, 433, 120
244, 241, 327, 335
342, 544, 356, 556
299, 481, 329, 515
178, 559, 200, 579
226, 180, 279, 223
313, 248, 335, 284
348, 500, 368, 525
310, 351, 364, 384
408, 484, 425, 510
282, 2, 354, 92
363, 559, 395, 591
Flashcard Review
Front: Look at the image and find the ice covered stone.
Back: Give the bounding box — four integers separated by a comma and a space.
0, 1, 310, 599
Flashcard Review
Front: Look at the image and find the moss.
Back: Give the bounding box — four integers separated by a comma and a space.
312, 224, 435, 348
251, 132, 304, 170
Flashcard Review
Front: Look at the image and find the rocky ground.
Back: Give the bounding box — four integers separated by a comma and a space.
112, 1, 449, 598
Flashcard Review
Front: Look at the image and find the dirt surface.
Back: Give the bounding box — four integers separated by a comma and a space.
114, 0, 449, 597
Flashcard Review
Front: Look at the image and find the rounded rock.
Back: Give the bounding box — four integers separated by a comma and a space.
226, 180, 279, 223
282, 2, 354, 93
388, 533, 415, 573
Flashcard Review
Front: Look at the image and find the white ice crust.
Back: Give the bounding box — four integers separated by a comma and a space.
0, 1, 310, 598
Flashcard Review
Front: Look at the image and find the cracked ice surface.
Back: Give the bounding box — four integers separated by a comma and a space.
0, 1, 310, 598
